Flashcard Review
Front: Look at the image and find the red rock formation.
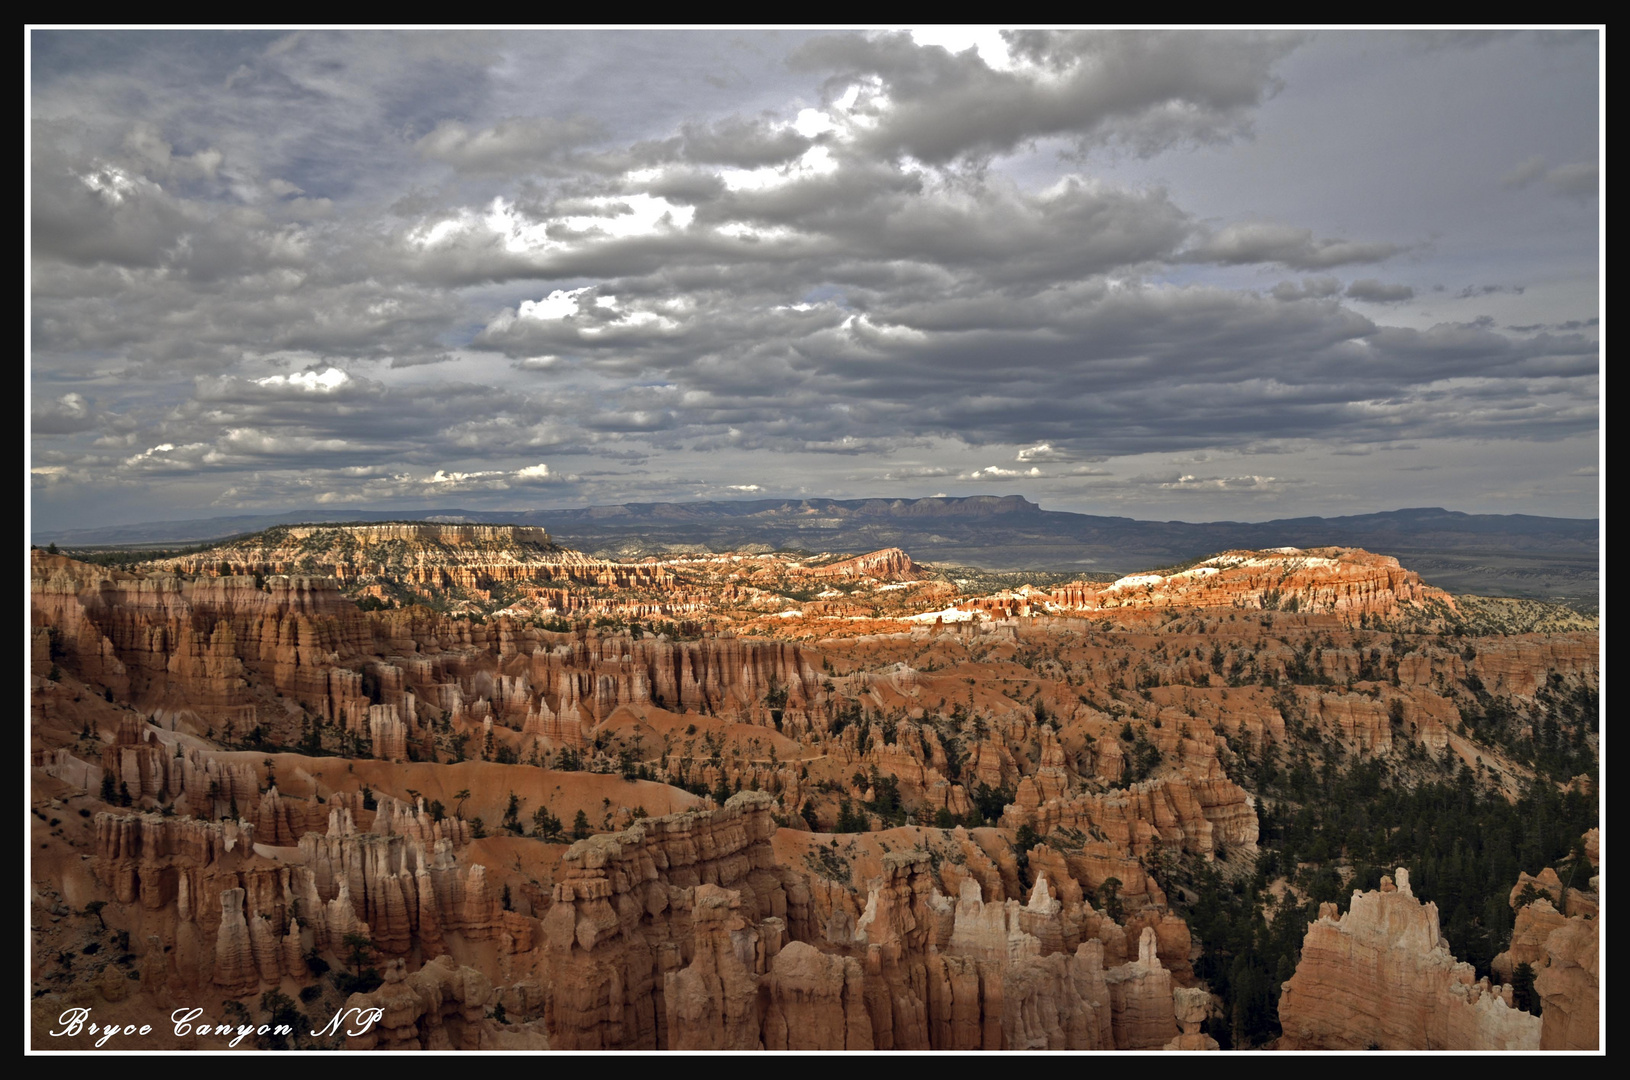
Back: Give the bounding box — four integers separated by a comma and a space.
1005, 768, 1258, 865
1106, 927, 1179, 1049
83, 787, 492, 1002
31, 540, 1597, 1052
343, 955, 550, 1050
1535, 915, 1599, 1050
211, 887, 259, 995
541, 792, 797, 1049
1042, 548, 1453, 617
761, 941, 873, 1049
1165, 986, 1219, 1050
535, 792, 1183, 1050
1277, 869, 1541, 1050
663, 884, 766, 1049
153, 524, 678, 608
809, 548, 928, 582
1493, 897, 1571, 983
33, 552, 373, 724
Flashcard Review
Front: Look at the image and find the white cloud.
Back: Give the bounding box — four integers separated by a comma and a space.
962, 465, 1042, 479
254, 367, 351, 392
1156, 473, 1289, 493
908, 28, 1018, 72
556, 193, 696, 238
77, 164, 146, 205
122, 442, 207, 468
1016, 443, 1079, 463
428, 468, 501, 484
792, 108, 838, 138
516, 288, 593, 321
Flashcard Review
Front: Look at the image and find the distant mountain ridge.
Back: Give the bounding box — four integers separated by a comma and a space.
35, 497, 1598, 607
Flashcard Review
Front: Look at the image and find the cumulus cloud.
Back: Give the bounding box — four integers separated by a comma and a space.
1015, 443, 1074, 462
254, 367, 351, 392
789, 29, 1305, 163
122, 442, 209, 469
306, 462, 577, 502
962, 465, 1043, 480
27, 31, 1599, 527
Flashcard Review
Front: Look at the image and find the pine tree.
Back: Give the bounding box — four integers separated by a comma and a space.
1511, 962, 1541, 1014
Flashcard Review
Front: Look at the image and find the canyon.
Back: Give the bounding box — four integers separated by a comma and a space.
30, 526, 1599, 1051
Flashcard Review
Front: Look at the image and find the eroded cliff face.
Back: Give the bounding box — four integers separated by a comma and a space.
30, 546, 1597, 1051
86, 788, 499, 993
32, 553, 372, 726
146, 526, 933, 622
343, 955, 550, 1050
540, 792, 1176, 1050
810, 548, 927, 581
1492, 841, 1601, 1052
1277, 869, 1541, 1050
1535, 915, 1599, 1051
1040, 548, 1452, 617
154, 524, 679, 610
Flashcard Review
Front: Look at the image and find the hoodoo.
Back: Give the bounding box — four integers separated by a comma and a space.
30, 539, 1597, 1051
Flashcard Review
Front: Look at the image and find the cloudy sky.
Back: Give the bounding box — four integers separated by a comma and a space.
28, 29, 1601, 532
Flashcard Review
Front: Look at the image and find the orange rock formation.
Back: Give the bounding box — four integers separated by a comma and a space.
1277, 869, 1542, 1050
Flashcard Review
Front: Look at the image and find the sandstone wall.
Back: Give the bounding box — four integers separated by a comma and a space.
1278, 869, 1540, 1050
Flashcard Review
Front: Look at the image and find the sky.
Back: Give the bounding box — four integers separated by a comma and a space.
28, 28, 1602, 533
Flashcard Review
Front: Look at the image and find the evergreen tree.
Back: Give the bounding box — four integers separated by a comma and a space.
1511, 962, 1541, 1014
